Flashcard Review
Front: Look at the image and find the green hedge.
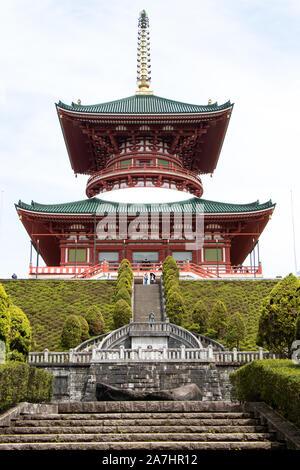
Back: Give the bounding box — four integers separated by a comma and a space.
0, 362, 53, 412
230, 359, 300, 427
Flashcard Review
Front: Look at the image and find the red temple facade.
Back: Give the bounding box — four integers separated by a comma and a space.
16, 11, 275, 279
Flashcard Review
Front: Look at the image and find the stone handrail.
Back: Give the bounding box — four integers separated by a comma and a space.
194, 333, 227, 351
74, 333, 110, 352
28, 346, 280, 365
99, 322, 202, 350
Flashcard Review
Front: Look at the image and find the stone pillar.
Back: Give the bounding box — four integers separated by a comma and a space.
232, 347, 238, 362
259, 347, 263, 360
180, 345, 186, 360
69, 349, 74, 363
207, 345, 214, 361
120, 345, 125, 360
44, 349, 49, 363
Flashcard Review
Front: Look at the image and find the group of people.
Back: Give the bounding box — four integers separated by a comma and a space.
143, 272, 156, 285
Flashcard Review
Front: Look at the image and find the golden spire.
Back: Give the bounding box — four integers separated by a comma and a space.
136, 10, 153, 95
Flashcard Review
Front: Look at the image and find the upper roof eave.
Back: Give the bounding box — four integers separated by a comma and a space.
15, 197, 276, 217
55, 94, 234, 117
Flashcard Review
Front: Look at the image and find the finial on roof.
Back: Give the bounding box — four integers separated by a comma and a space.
136, 10, 153, 95
77, 99, 81, 105
208, 99, 212, 104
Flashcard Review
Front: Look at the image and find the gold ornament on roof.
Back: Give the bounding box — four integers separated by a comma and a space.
136, 10, 153, 95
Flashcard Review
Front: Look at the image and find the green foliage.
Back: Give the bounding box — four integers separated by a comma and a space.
85, 305, 105, 336
118, 259, 133, 281
60, 315, 82, 349
1, 280, 116, 351
179, 279, 279, 350
166, 288, 185, 326
115, 276, 132, 296
207, 300, 228, 340
0, 283, 10, 352
230, 359, 300, 427
257, 274, 300, 356
163, 256, 179, 273
77, 315, 89, 342
296, 313, 300, 340
113, 299, 132, 329
115, 286, 131, 306
225, 312, 245, 349
0, 362, 53, 412
191, 300, 209, 334
8, 305, 32, 361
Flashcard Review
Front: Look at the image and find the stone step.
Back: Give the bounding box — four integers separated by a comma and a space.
17, 411, 254, 420
0, 441, 285, 451
0, 432, 276, 443
1, 424, 267, 434
11, 418, 261, 428
56, 400, 245, 413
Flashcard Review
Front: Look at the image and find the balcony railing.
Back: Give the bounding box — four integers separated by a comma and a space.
28, 346, 280, 365
29, 262, 263, 279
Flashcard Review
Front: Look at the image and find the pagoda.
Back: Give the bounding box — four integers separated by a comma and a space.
16, 11, 275, 279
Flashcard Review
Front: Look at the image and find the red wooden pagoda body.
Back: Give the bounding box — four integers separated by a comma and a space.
16, 11, 275, 279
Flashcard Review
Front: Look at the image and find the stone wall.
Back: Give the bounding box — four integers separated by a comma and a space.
36, 361, 243, 402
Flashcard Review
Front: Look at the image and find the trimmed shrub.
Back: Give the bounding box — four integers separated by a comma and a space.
207, 300, 228, 340
165, 288, 185, 326
85, 306, 105, 336
77, 315, 89, 342
0, 362, 53, 412
8, 305, 32, 361
257, 274, 300, 356
225, 312, 245, 349
61, 315, 82, 349
113, 299, 132, 329
191, 300, 209, 334
116, 275, 132, 297
115, 286, 131, 306
230, 360, 300, 427
163, 256, 179, 273
118, 259, 133, 280
0, 284, 10, 353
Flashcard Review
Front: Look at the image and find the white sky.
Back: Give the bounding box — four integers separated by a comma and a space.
0, 0, 300, 279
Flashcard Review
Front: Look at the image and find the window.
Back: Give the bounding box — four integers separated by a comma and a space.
99, 252, 119, 262
172, 251, 193, 262
132, 251, 158, 262
68, 248, 86, 263
204, 248, 223, 262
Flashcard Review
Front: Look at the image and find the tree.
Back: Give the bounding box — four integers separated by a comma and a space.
296, 313, 300, 340
207, 300, 228, 340
257, 273, 300, 356
85, 306, 105, 336
61, 315, 82, 349
8, 305, 32, 361
113, 299, 132, 329
0, 283, 11, 354
115, 286, 131, 306
226, 312, 245, 349
165, 288, 185, 326
191, 300, 209, 334
77, 315, 89, 342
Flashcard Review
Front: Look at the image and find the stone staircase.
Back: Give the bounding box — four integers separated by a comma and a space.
0, 401, 286, 450
133, 284, 162, 322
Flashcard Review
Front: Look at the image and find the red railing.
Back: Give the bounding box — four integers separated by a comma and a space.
29, 263, 262, 279
86, 163, 203, 187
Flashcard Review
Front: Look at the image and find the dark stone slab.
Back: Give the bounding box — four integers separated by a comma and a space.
96, 382, 202, 401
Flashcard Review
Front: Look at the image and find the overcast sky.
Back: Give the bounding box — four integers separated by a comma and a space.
0, 0, 300, 279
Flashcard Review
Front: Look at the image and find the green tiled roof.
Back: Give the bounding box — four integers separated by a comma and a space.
56, 94, 233, 115
16, 197, 275, 215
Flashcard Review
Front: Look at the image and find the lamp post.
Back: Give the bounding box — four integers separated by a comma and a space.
75, 237, 78, 279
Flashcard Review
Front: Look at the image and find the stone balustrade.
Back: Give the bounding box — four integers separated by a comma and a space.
28, 346, 279, 365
